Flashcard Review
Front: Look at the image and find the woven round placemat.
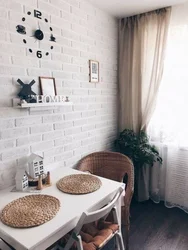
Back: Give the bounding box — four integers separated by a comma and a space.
56, 174, 102, 194
0, 194, 60, 228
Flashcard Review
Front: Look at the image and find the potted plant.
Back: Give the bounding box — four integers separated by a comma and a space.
115, 129, 162, 201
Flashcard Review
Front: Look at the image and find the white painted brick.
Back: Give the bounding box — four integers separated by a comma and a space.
64, 126, 81, 136
81, 124, 95, 132
31, 140, 54, 152
72, 89, 88, 96
52, 53, 71, 63
43, 114, 63, 123
81, 136, 96, 146
50, 0, 70, 13
66, 0, 79, 7
63, 47, 79, 57
52, 71, 72, 79
55, 151, 73, 162
71, 6, 87, 20
0, 43, 25, 56
54, 121, 73, 130
0, 65, 26, 76
27, 68, 51, 77
16, 116, 42, 127
16, 135, 41, 146
30, 124, 53, 134
44, 146, 64, 157
63, 64, 79, 73
64, 140, 81, 151
81, 96, 96, 103
73, 118, 87, 127
64, 155, 81, 167
54, 135, 72, 146
0, 108, 28, 118
38, 1, 60, 16
0, 0, 22, 12
12, 56, 39, 68
2, 146, 29, 161
82, 111, 96, 118
0, 139, 15, 151
0, 31, 8, 42
63, 80, 79, 88
73, 104, 88, 112
64, 112, 81, 121
62, 29, 80, 41
53, 105, 72, 114
42, 130, 63, 141
72, 73, 88, 81
0, 119, 14, 129
72, 132, 88, 141
1, 128, 29, 139
73, 146, 91, 157
0, 7, 8, 19
19, 0, 37, 7
29, 109, 53, 116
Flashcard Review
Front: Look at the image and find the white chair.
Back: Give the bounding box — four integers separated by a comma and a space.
62, 186, 125, 250
0, 239, 12, 250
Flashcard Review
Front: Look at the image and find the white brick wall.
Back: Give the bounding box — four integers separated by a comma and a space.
0, 0, 118, 189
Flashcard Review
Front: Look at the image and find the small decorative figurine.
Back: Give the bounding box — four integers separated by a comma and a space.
65, 96, 69, 102
16, 25, 26, 34
50, 34, 56, 42
17, 79, 36, 103
28, 153, 44, 179
46, 171, 51, 185
37, 175, 43, 190
15, 169, 28, 191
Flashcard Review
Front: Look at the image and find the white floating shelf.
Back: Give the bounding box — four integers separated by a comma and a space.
13, 98, 72, 109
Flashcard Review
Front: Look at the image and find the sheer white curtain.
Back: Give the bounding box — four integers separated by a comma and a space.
148, 1, 188, 212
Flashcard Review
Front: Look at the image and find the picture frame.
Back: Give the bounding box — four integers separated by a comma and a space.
39, 77, 57, 96
89, 60, 99, 83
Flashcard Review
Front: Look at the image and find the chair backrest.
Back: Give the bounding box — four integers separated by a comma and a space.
74, 186, 124, 234
76, 151, 134, 207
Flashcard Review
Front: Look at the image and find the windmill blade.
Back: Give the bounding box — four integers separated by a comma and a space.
17, 79, 25, 86
29, 80, 35, 86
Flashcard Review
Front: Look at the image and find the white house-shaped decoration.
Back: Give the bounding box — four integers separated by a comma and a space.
28, 153, 44, 179
15, 169, 28, 191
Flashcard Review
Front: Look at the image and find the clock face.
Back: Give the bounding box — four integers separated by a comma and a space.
16, 9, 56, 58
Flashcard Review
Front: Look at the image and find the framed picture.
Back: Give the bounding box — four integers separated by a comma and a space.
89, 60, 99, 83
39, 77, 57, 96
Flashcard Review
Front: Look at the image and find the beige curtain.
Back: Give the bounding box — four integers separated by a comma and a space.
118, 8, 171, 201
119, 7, 171, 134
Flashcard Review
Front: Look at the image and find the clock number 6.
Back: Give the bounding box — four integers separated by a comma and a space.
37, 51, 42, 58
34, 9, 42, 19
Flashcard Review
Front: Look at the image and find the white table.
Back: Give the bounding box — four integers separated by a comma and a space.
0, 168, 124, 250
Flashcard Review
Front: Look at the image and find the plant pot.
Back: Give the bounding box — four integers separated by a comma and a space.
134, 164, 150, 202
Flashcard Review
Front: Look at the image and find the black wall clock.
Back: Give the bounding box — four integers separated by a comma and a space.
16, 9, 56, 58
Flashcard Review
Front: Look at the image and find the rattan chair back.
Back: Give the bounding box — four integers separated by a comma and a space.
76, 151, 134, 250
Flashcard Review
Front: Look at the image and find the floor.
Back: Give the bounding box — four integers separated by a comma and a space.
128, 200, 188, 250
104, 200, 188, 250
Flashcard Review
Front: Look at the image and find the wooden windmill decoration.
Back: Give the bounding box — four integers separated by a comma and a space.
17, 79, 36, 103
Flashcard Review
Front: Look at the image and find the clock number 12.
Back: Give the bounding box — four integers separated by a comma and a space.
37, 51, 42, 58
34, 9, 42, 19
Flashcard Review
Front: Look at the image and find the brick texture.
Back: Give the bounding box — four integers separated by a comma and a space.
0, 0, 118, 189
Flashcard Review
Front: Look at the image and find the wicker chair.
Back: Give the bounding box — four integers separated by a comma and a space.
76, 151, 134, 250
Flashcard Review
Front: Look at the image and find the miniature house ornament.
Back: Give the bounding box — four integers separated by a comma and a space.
15, 168, 28, 191
28, 153, 44, 179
